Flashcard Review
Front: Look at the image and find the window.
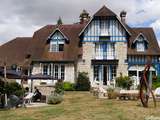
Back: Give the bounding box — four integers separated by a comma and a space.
59, 44, 64, 51
43, 64, 48, 75
61, 65, 65, 79
49, 31, 65, 52
49, 64, 52, 76
50, 43, 57, 52
54, 65, 59, 79
42, 64, 65, 80
135, 35, 148, 52
95, 42, 115, 59
111, 66, 116, 80
129, 71, 137, 77
94, 65, 100, 81
52, 64, 65, 80
107, 43, 115, 59
42, 64, 52, 75
93, 65, 117, 84
136, 41, 145, 52
50, 42, 64, 52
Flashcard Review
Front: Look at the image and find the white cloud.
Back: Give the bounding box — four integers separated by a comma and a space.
150, 19, 160, 31
0, 16, 40, 44
0, 0, 160, 45
150, 19, 160, 45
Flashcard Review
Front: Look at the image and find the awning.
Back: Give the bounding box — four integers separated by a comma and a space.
0, 69, 59, 80
91, 59, 119, 65
0, 69, 23, 79
128, 65, 156, 71
28, 73, 58, 80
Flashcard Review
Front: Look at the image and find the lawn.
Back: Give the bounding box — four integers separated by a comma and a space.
0, 92, 160, 120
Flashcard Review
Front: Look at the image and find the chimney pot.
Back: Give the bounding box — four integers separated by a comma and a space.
120, 10, 127, 23
79, 9, 90, 24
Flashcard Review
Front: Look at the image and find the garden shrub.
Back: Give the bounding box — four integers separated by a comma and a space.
63, 82, 75, 91
75, 72, 90, 91
152, 75, 160, 89
47, 93, 63, 105
0, 78, 5, 94
116, 74, 133, 90
54, 81, 64, 94
5, 82, 24, 97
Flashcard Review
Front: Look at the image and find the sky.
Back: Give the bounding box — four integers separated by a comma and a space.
0, 0, 160, 45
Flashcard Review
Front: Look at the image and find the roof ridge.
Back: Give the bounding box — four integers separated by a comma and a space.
15, 37, 32, 39
94, 5, 116, 17
0, 37, 31, 47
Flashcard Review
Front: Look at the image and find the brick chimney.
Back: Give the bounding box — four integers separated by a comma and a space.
79, 10, 90, 24
120, 10, 127, 23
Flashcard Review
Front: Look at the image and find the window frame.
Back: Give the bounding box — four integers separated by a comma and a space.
49, 31, 65, 52
136, 41, 145, 52
133, 34, 148, 52
94, 65, 100, 82
95, 42, 115, 59
43, 64, 49, 75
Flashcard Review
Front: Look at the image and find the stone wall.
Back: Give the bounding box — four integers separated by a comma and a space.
35, 85, 55, 96
115, 42, 128, 76
77, 41, 128, 85
77, 42, 94, 84
31, 63, 42, 86
64, 64, 75, 83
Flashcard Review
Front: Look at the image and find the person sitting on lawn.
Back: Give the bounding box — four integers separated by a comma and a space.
33, 87, 42, 102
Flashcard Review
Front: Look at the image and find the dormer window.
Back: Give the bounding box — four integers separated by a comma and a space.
49, 30, 67, 52
50, 41, 64, 52
132, 33, 148, 52
136, 40, 145, 52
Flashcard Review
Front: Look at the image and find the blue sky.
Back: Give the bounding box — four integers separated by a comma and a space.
0, 0, 160, 45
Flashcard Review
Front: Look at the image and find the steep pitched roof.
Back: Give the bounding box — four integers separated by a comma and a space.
128, 28, 160, 55
94, 5, 116, 17
79, 6, 131, 36
0, 37, 32, 66
48, 28, 69, 41
28, 23, 86, 62
0, 6, 159, 68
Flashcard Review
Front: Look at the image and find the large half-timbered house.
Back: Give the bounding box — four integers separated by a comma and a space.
0, 6, 160, 87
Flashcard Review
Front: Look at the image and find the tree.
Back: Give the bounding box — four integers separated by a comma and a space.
0, 78, 5, 94
57, 17, 63, 25
0, 78, 5, 108
75, 72, 90, 91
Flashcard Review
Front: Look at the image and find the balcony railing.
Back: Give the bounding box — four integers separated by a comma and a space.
94, 53, 116, 60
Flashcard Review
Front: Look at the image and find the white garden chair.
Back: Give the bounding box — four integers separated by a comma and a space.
154, 87, 160, 100
23, 93, 34, 105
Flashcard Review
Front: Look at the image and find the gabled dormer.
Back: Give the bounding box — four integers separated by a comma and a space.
47, 28, 68, 52
79, 5, 131, 42
132, 33, 148, 52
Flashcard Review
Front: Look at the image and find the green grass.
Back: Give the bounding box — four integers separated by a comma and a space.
0, 92, 160, 120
